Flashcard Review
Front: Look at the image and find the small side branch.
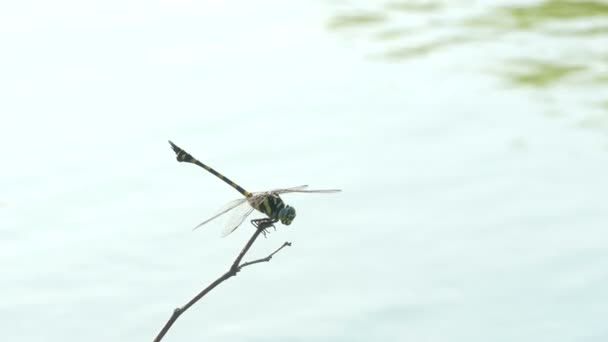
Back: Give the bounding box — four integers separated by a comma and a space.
240, 242, 292, 268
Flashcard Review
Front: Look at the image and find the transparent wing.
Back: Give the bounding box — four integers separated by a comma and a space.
193, 186, 340, 235
246, 192, 271, 206
193, 197, 248, 230
265, 185, 309, 193
268, 185, 342, 195
221, 204, 256, 237
220, 192, 277, 236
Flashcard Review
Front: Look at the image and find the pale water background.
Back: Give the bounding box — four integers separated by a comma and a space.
1, 1, 608, 341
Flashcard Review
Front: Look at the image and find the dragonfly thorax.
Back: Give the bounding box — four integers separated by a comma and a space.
250, 194, 296, 225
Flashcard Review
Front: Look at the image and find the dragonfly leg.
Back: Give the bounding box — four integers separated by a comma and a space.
251, 218, 277, 237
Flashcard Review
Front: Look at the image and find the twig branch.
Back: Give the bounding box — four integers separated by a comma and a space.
240, 242, 292, 268
153, 228, 291, 342
231, 227, 264, 270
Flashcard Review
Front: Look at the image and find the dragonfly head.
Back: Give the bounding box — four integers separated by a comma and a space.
278, 205, 296, 225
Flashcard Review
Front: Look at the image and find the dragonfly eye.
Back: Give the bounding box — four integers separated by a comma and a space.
279, 205, 296, 225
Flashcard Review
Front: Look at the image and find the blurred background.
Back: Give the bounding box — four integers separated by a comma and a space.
1, 0, 607, 341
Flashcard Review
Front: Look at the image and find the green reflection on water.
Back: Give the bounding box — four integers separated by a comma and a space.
374, 28, 417, 41
327, 11, 387, 30
327, 0, 607, 84
595, 72, 608, 83
550, 24, 608, 36
503, 60, 586, 87
385, 1, 442, 12
326, 0, 608, 131
468, 0, 608, 29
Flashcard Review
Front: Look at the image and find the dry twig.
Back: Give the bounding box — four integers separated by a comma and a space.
152, 208, 291, 342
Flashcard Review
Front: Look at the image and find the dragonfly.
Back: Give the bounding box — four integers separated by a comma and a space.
169, 141, 341, 236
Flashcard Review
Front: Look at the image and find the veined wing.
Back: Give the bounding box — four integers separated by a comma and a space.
267, 185, 342, 195
194, 186, 341, 234
221, 204, 256, 237
193, 197, 248, 230
220, 192, 282, 236
266, 185, 309, 193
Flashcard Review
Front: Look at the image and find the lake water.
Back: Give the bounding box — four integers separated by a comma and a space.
1, 1, 607, 341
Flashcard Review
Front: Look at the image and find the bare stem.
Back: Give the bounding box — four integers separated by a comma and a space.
153, 228, 290, 342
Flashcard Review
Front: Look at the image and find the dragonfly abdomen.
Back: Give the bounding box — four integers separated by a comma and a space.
169, 141, 251, 197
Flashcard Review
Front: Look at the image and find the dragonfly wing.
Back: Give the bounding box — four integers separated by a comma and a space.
221, 204, 256, 237
220, 193, 275, 236
193, 198, 248, 230
246, 192, 269, 206
267, 185, 309, 193
271, 186, 342, 195
284, 189, 342, 193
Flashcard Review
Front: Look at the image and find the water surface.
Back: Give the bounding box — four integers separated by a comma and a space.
1, 1, 607, 341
